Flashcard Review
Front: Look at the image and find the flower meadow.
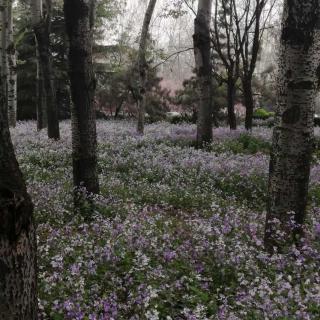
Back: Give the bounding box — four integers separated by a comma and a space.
11, 121, 320, 319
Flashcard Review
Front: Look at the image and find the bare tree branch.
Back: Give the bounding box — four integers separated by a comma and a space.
151, 47, 194, 70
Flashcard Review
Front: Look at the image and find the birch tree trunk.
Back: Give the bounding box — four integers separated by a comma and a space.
7, 1, 17, 128
32, 0, 60, 139
64, 0, 99, 206
0, 31, 38, 320
265, 0, 320, 252
193, 0, 213, 147
136, 0, 157, 135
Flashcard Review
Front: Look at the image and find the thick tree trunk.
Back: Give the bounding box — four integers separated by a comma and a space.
7, 1, 17, 128
227, 77, 237, 130
64, 0, 99, 205
136, 0, 157, 134
265, 0, 320, 252
193, 0, 213, 147
0, 39, 38, 319
243, 76, 254, 130
32, 0, 59, 139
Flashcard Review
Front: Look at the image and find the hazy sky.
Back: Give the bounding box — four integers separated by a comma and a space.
110, 0, 282, 90
116, 0, 196, 86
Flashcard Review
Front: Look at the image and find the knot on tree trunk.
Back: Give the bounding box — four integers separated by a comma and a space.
282, 105, 301, 124
0, 188, 33, 243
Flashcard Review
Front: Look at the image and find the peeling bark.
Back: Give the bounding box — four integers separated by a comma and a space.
265, 0, 320, 252
137, 0, 157, 135
193, 0, 213, 147
64, 0, 99, 206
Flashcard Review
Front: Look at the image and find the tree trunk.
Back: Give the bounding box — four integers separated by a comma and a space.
0, 34, 38, 319
265, 0, 320, 252
0, 3, 7, 114
114, 99, 124, 119
6, 1, 17, 128
136, 0, 157, 134
227, 77, 237, 130
32, 0, 60, 139
235, 0, 266, 132
32, 0, 46, 131
34, 28, 59, 139
137, 94, 146, 134
36, 59, 47, 131
64, 0, 99, 205
193, 0, 213, 147
243, 76, 254, 130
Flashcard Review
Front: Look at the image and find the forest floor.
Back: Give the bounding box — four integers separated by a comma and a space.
12, 121, 320, 319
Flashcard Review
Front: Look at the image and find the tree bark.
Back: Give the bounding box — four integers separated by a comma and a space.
32, 0, 60, 139
232, 0, 267, 131
243, 76, 254, 130
0, 2, 7, 115
36, 57, 47, 131
212, 0, 241, 129
0, 34, 38, 320
6, 1, 17, 128
193, 0, 213, 147
64, 0, 99, 205
227, 76, 237, 130
136, 0, 157, 134
265, 0, 320, 252
114, 99, 125, 119
31, 0, 46, 131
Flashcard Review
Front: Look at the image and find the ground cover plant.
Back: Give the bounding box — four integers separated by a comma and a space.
11, 121, 320, 319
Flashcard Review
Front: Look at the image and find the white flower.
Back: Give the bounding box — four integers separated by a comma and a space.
145, 309, 159, 320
